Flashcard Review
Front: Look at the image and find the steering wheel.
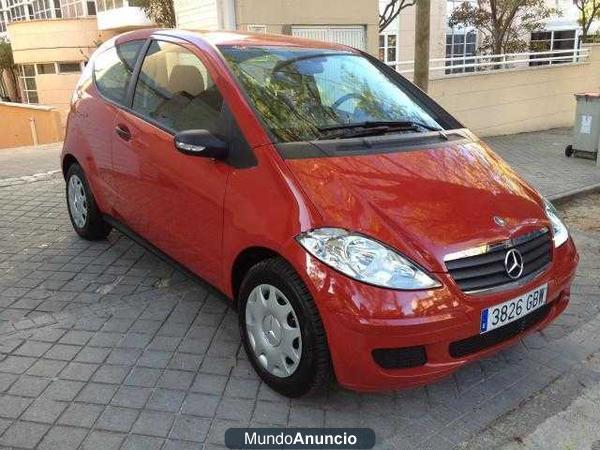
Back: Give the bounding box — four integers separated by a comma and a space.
331, 93, 365, 110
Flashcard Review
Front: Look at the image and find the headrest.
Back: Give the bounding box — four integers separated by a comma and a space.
168, 65, 205, 96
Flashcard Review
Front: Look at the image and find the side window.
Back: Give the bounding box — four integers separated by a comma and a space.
94, 40, 144, 104
132, 40, 224, 133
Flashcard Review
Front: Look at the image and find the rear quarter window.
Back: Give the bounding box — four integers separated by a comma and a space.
93, 40, 144, 105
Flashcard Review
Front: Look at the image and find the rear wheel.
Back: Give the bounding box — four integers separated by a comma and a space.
238, 257, 332, 397
66, 163, 111, 240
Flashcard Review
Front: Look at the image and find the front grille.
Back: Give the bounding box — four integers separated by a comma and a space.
445, 229, 552, 293
449, 303, 551, 358
372, 346, 427, 369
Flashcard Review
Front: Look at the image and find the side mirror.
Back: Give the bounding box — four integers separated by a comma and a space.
174, 129, 228, 160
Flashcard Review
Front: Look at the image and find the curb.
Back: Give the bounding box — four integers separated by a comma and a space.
549, 183, 600, 205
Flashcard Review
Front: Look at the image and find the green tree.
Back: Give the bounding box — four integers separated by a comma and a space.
0, 41, 19, 102
135, 0, 176, 28
449, 0, 557, 54
574, 0, 600, 40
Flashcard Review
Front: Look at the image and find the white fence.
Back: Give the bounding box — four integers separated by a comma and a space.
388, 48, 591, 77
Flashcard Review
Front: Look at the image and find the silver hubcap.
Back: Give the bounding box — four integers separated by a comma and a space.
245, 284, 302, 377
68, 174, 87, 228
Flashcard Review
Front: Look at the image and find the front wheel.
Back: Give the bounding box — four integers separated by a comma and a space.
66, 163, 111, 240
238, 257, 332, 397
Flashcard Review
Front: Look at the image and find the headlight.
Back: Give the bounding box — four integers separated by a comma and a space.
296, 228, 441, 290
543, 198, 569, 247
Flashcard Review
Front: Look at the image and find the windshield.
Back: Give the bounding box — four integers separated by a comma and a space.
218, 46, 444, 143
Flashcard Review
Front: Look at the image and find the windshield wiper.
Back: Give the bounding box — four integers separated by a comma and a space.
320, 120, 442, 132
316, 120, 443, 140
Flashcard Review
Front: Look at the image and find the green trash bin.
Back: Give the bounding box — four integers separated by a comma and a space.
565, 93, 600, 162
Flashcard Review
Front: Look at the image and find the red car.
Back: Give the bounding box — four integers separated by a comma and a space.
62, 28, 578, 397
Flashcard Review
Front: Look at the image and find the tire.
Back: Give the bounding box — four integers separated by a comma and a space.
565, 145, 574, 157
238, 257, 332, 397
65, 163, 111, 240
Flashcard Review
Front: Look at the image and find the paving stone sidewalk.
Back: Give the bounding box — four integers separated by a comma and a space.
486, 128, 600, 200
0, 131, 598, 449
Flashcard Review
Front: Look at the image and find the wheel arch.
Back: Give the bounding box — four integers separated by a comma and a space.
62, 153, 79, 179
231, 246, 284, 305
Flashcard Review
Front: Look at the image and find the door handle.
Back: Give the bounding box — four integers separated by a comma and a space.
115, 124, 131, 141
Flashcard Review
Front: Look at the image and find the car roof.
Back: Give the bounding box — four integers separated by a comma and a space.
114, 28, 359, 53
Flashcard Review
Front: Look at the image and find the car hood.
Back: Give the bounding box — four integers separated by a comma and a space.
285, 138, 549, 272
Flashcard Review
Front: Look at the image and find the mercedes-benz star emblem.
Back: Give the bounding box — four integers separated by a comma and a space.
493, 216, 507, 227
504, 249, 524, 279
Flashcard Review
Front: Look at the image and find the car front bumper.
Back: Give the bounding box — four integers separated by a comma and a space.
291, 237, 579, 392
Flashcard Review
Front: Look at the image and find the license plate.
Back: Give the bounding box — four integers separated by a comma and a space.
480, 283, 548, 334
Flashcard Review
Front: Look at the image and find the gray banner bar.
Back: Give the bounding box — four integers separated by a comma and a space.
224, 428, 376, 449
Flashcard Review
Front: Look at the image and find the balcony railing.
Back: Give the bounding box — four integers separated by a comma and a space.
388, 48, 591, 77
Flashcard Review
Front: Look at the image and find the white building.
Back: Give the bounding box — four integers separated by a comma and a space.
379, 0, 594, 70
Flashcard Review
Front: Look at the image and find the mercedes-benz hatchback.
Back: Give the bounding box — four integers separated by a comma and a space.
62, 28, 579, 397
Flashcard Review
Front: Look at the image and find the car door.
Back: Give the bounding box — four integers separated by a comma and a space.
89, 39, 146, 213
111, 38, 232, 286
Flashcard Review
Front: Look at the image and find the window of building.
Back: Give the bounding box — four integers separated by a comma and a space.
378, 33, 397, 63
95, 0, 124, 12
445, 0, 478, 73
94, 40, 143, 104
36, 63, 56, 74
0, 9, 8, 33
445, 31, 477, 74
58, 62, 82, 73
133, 40, 224, 133
19, 64, 38, 103
32, 0, 61, 18
530, 29, 579, 66
58, 0, 92, 17
6, 0, 33, 21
